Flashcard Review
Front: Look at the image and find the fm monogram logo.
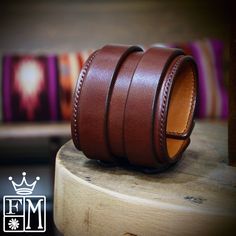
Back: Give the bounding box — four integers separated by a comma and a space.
3, 172, 46, 233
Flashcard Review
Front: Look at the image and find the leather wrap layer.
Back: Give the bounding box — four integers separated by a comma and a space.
71, 45, 198, 168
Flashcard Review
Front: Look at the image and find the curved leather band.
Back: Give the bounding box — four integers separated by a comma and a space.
78, 45, 142, 161
108, 51, 144, 159
124, 47, 184, 167
154, 55, 197, 164
71, 44, 198, 169
71, 50, 98, 150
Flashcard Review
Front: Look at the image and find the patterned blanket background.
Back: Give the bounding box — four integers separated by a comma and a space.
0, 39, 228, 122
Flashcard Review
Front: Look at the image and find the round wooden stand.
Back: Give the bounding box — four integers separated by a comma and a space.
54, 122, 236, 236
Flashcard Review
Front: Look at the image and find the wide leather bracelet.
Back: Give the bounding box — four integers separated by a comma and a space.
71, 44, 198, 169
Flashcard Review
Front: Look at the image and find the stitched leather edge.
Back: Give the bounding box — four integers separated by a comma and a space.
165, 57, 196, 137
124, 47, 184, 167
71, 51, 99, 149
159, 57, 184, 149
159, 56, 197, 161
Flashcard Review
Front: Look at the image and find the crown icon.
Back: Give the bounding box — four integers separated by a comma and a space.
9, 172, 40, 195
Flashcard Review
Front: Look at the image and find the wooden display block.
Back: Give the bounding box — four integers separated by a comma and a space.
54, 121, 236, 236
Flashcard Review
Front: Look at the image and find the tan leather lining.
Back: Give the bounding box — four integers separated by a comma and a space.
167, 138, 190, 158
166, 61, 195, 158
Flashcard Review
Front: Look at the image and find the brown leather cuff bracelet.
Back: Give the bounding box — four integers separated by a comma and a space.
71, 44, 198, 169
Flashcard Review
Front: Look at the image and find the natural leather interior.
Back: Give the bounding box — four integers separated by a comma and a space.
166, 60, 195, 158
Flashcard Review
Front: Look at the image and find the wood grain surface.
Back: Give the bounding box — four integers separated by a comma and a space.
54, 121, 236, 236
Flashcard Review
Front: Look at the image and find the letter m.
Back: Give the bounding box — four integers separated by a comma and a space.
25, 198, 44, 230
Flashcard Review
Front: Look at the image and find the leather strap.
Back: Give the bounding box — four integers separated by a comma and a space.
154, 55, 197, 164
108, 51, 144, 160
71, 50, 98, 150
77, 45, 142, 162
71, 44, 198, 169
124, 47, 184, 167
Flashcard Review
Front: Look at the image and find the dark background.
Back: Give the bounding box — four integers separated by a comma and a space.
0, 0, 229, 53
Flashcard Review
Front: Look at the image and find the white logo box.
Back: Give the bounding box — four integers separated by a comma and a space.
3, 195, 46, 233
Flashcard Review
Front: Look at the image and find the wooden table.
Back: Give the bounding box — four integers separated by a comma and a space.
54, 121, 236, 236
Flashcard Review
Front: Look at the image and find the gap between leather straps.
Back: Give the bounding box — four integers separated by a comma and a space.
78, 45, 142, 162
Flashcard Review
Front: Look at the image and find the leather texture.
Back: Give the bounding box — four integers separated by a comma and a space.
71, 44, 198, 168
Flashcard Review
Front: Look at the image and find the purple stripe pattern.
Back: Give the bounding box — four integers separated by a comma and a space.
0, 39, 228, 121
189, 42, 207, 118
3, 56, 12, 121
211, 39, 228, 119
174, 39, 228, 119
48, 56, 58, 121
